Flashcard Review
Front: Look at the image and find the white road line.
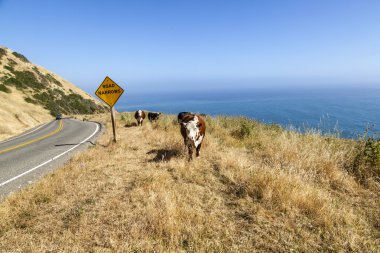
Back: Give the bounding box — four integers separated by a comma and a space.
0, 122, 100, 188
0, 122, 50, 144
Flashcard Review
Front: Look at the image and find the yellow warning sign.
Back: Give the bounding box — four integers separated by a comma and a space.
95, 76, 124, 107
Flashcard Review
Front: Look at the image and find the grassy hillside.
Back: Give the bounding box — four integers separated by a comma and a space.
0, 46, 107, 139
0, 113, 379, 251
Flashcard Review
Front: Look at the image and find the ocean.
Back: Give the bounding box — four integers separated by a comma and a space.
115, 86, 380, 139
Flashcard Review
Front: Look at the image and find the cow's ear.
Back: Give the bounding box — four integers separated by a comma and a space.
196, 122, 202, 127
180, 122, 186, 126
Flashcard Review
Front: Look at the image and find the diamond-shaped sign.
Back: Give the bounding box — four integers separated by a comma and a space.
95, 76, 124, 107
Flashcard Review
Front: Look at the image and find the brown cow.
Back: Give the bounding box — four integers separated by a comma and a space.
180, 114, 206, 161
134, 110, 146, 126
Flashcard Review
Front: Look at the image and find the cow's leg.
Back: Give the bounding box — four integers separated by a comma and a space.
196, 143, 202, 158
183, 138, 188, 152
187, 144, 193, 161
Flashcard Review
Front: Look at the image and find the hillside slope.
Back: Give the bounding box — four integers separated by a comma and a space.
0, 46, 107, 140
0, 113, 379, 252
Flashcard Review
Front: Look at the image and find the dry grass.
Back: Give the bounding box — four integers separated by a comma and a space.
0, 86, 52, 140
0, 112, 379, 252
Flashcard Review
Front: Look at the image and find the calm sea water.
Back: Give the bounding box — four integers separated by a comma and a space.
116, 87, 380, 139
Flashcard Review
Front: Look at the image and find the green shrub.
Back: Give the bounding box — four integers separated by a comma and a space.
33, 92, 49, 102
239, 120, 251, 138
25, 97, 37, 104
32, 67, 51, 86
4, 65, 14, 72
48, 88, 65, 98
4, 71, 44, 90
12, 51, 29, 63
8, 58, 17, 66
31, 67, 62, 87
45, 73, 62, 87
33, 89, 105, 116
0, 84, 11, 93
46, 102, 61, 116
3, 77, 26, 89
0, 48, 6, 59
352, 138, 380, 183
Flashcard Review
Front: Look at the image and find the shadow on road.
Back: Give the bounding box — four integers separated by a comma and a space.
55, 141, 96, 147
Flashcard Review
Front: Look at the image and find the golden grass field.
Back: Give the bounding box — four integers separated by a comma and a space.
0, 87, 52, 140
0, 112, 379, 252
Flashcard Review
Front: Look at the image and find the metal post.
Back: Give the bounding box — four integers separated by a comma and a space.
110, 106, 116, 142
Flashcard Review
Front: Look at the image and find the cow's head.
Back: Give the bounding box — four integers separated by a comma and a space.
181, 116, 202, 146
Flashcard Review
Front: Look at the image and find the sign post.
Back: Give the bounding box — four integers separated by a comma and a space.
110, 107, 117, 142
95, 76, 124, 143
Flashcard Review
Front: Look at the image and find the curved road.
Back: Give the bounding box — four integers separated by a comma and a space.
0, 118, 101, 198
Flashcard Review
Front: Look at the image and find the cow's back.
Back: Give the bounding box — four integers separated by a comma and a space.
198, 115, 206, 135
148, 112, 161, 121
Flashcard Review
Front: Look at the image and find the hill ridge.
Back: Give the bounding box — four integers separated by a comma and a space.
0, 46, 107, 140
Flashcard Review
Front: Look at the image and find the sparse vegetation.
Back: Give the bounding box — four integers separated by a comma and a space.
0, 113, 378, 252
32, 67, 62, 87
352, 137, 380, 185
12, 51, 29, 63
45, 73, 62, 87
32, 90, 104, 116
1, 65, 105, 116
0, 84, 11, 93
5, 70, 45, 90
24, 97, 37, 104
3, 65, 14, 72
7, 58, 17, 66
0, 48, 6, 59
236, 118, 253, 138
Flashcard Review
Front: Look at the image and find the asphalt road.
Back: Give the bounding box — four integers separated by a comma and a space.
0, 118, 102, 198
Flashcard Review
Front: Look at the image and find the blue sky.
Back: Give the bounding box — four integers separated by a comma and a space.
1, 0, 380, 93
